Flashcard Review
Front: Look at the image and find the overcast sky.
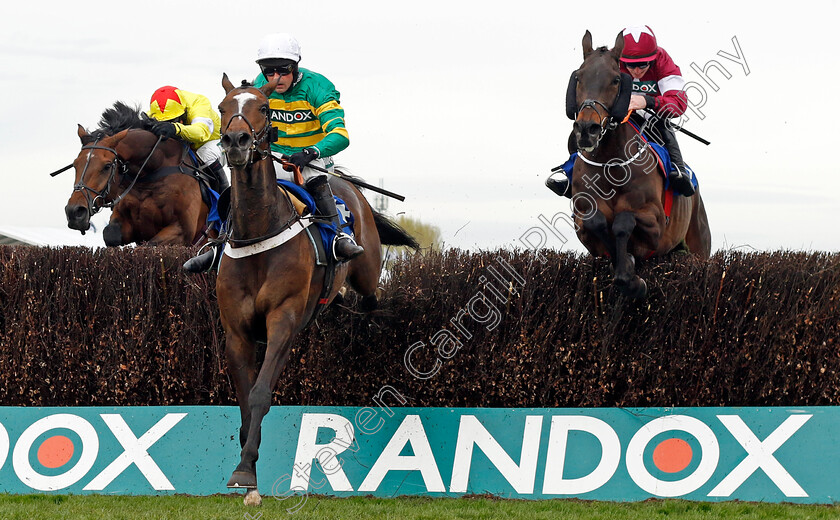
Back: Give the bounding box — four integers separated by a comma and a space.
2, 1, 838, 253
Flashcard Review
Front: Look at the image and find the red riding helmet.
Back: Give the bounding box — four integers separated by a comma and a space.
621, 25, 658, 63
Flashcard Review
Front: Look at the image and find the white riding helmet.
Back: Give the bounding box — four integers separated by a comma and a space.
256, 33, 301, 63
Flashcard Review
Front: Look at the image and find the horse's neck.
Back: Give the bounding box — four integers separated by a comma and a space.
119, 131, 182, 183
229, 158, 290, 238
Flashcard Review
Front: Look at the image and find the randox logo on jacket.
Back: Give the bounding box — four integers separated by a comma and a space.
271, 109, 315, 123
632, 81, 659, 94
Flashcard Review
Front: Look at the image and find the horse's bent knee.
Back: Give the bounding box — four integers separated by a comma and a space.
103, 222, 123, 247
582, 211, 608, 234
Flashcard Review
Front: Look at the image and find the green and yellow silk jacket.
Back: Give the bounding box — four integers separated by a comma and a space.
254, 68, 350, 158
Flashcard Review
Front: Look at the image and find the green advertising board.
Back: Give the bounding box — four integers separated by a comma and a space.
0, 406, 835, 503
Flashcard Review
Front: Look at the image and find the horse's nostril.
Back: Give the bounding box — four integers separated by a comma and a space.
236, 133, 251, 148
588, 125, 602, 136
65, 204, 86, 221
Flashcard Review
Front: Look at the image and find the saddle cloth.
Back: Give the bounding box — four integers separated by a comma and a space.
276, 180, 356, 258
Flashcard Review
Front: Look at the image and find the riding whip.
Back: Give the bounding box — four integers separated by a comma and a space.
272, 155, 406, 202
641, 109, 711, 145
49, 164, 73, 177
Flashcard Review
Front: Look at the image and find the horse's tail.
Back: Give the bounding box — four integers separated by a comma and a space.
373, 210, 419, 249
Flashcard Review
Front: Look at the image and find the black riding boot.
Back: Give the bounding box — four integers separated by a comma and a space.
204, 159, 230, 194
546, 171, 572, 198
183, 243, 222, 274
546, 130, 577, 198
658, 121, 695, 197
305, 175, 364, 261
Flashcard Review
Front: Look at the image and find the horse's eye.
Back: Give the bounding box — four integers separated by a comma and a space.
612, 76, 620, 85
260, 105, 268, 115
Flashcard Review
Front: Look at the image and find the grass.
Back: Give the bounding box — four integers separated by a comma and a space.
0, 495, 838, 520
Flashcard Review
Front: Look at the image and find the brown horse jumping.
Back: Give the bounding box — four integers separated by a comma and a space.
215, 74, 416, 503
65, 103, 213, 246
566, 31, 711, 298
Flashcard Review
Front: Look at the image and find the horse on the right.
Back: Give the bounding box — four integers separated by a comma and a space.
566, 30, 711, 298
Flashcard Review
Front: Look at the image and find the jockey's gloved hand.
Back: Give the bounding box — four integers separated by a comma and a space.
150, 121, 178, 140
288, 148, 318, 170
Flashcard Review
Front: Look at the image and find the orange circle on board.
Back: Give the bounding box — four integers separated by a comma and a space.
652, 438, 693, 473
37, 435, 75, 468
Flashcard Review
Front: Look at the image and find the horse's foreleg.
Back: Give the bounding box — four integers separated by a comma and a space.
582, 210, 616, 258
225, 333, 259, 488
231, 306, 298, 489
612, 211, 647, 299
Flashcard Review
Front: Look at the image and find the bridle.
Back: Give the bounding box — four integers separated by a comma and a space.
573, 107, 653, 169
73, 135, 164, 217
571, 74, 652, 168
219, 92, 301, 248
576, 98, 615, 146
221, 103, 276, 165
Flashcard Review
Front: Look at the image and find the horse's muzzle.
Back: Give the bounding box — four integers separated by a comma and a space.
65, 204, 91, 232
220, 131, 254, 167
574, 120, 603, 152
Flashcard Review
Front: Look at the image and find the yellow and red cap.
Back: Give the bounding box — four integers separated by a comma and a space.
148, 86, 186, 121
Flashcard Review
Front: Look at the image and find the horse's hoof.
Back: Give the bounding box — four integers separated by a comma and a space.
227, 471, 257, 489
360, 294, 378, 313
243, 489, 262, 507
630, 278, 648, 299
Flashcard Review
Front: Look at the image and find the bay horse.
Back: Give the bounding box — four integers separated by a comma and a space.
215, 74, 416, 503
65, 102, 213, 246
566, 31, 711, 298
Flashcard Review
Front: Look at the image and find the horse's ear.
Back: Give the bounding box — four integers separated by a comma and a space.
222, 73, 235, 94
260, 76, 280, 98
78, 124, 94, 145
582, 30, 593, 58
611, 31, 625, 61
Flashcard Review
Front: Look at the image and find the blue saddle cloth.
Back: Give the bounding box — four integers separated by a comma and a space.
206, 188, 221, 230
559, 124, 699, 193
204, 176, 354, 255
277, 180, 355, 253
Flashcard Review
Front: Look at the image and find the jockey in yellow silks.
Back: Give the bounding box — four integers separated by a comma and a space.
147, 86, 229, 194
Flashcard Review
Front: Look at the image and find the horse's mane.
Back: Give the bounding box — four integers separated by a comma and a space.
92, 101, 150, 139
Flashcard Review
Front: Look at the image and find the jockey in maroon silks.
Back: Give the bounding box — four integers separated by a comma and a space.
547, 25, 696, 198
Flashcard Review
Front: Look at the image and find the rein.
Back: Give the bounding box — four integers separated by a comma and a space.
576, 112, 653, 168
